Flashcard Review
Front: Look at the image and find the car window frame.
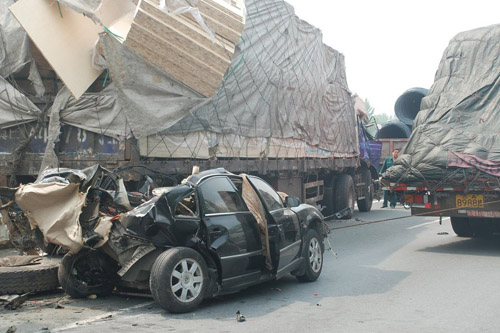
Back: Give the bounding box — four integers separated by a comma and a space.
247, 176, 285, 212
198, 175, 249, 217
172, 191, 200, 219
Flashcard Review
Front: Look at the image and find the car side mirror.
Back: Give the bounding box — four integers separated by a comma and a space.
285, 196, 301, 208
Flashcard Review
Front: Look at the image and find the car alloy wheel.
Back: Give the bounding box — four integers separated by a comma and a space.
308, 237, 322, 273
170, 258, 204, 303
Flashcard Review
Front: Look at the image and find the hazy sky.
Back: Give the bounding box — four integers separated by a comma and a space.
285, 0, 500, 115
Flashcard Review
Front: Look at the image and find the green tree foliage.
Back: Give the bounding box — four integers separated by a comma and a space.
363, 98, 394, 126
374, 113, 395, 125
364, 99, 375, 117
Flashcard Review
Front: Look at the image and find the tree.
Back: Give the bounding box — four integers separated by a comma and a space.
364, 98, 394, 126
373, 113, 395, 125
364, 98, 375, 117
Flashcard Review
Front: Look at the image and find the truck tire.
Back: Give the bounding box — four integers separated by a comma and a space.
470, 218, 491, 238
0, 257, 60, 294
357, 169, 373, 212
335, 174, 355, 219
450, 217, 473, 237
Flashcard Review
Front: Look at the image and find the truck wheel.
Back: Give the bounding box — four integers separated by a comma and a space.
450, 217, 473, 237
356, 169, 373, 212
150, 247, 209, 313
335, 174, 355, 219
0, 256, 60, 294
58, 250, 117, 298
296, 229, 324, 282
470, 218, 491, 238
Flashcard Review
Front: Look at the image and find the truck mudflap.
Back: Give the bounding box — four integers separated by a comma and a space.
385, 183, 500, 218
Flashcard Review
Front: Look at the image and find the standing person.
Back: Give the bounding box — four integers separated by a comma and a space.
379, 149, 399, 208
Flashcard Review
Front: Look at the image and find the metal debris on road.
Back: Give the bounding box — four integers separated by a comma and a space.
236, 310, 246, 322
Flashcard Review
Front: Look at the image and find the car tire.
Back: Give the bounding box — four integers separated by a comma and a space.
150, 247, 209, 313
0, 256, 60, 294
335, 174, 355, 219
34, 227, 58, 255
296, 229, 323, 282
58, 250, 116, 298
450, 217, 473, 237
357, 169, 373, 212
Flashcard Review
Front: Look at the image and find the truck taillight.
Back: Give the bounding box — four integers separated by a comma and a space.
404, 194, 424, 204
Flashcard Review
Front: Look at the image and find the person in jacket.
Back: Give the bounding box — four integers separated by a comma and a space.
379, 149, 399, 208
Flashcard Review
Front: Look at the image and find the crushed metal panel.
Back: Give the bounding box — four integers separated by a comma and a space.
15, 182, 85, 253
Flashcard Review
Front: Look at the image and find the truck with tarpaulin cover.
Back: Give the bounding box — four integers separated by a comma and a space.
382, 24, 500, 236
0, 0, 381, 219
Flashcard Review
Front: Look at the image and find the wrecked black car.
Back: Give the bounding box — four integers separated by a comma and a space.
14, 166, 326, 313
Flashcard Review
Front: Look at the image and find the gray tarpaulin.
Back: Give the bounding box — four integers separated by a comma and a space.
8, 0, 357, 164
383, 24, 500, 185
1, 0, 45, 96
57, 84, 130, 138
161, 0, 357, 155
0, 76, 39, 129
0, 1, 30, 77
40, 83, 131, 171
100, 34, 207, 138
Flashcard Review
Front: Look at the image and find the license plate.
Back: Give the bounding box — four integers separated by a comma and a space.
456, 194, 484, 208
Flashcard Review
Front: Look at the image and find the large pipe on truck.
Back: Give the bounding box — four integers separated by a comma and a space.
394, 87, 428, 126
376, 119, 411, 139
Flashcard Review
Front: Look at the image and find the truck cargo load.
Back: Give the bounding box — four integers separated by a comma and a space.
383, 24, 500, 237
384, 24, 500, 186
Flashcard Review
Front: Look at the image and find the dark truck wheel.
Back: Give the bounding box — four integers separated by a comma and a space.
470, 218, 492, 238
357, 169, 374, 212
335, 174, 355, 219
296, 229, 323, 282
150, 247, 209, 313
58, 250, 116, 298
451, 217, 473, 237
0, 256, 60, 294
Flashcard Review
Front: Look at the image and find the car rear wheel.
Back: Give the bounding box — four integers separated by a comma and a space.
58, 250, 116, 298
150, 247, 209, 313
296, 229, 323, 282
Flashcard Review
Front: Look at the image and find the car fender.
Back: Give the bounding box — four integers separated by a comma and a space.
292, 204, 324, 228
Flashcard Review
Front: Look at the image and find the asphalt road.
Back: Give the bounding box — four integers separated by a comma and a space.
3, 201, 500, 332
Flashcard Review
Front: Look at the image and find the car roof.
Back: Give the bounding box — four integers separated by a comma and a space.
185, 168, 235, 185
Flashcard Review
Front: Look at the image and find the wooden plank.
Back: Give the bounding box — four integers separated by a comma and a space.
196, 0, 244, 34
147, 0, 244, 23
125, 24, 221, 96
142, 0, 241, 43
184, 10, 242, 44
134, 9, 232, 74
9, 0, 103, 99
140, 0, 235, 57
201, 0, 244, 22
